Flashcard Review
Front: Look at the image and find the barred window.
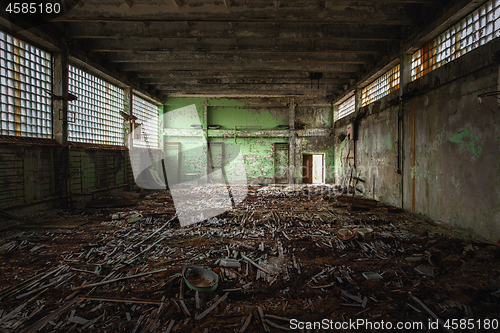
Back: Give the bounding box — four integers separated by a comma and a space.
132, 94, 159, 149
412, 0, 500, 81
336, 95, 355, 121
0, 30, 52, 138
68, 65, 124, 145
361, 65, 400, 107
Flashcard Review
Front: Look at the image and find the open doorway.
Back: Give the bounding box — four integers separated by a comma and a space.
303, 154, 324, 184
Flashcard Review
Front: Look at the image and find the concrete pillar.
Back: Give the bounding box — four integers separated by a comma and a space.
124, 87, 133, 148
354, 88, 362, 114
400, 54, 413, 96
398, 53, 413, 208
288, 98, 296, 184
350, 88, 363, 167
203, 99, 208, 130
52, 52, 68, 145
332, 104, 339, 127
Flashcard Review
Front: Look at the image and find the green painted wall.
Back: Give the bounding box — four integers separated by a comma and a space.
208, 107, 287, 129
162, 97, 334, 184
162, 98, 289, 183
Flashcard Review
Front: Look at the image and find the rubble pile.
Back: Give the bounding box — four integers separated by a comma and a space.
0, 185, 499, 332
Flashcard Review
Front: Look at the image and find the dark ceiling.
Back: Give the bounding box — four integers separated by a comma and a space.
1, 0, 485, 101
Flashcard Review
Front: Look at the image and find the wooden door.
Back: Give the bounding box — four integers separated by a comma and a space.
274, 143, 289, 184
303, 155, 313, 184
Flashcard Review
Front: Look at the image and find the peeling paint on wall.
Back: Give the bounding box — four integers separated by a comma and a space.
382, 134, 391, 150
334, 138, 347, 175
437, 130, 444, 145
411, 165, 419, 179
448, 127, 483, 156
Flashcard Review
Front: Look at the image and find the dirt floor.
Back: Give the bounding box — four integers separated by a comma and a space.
0, 184, 499, 332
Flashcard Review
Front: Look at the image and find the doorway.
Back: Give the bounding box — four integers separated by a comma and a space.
274, 143, 289, 184
303, 154, 324, 184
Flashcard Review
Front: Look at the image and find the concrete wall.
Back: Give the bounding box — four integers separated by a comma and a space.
0, 139, 133, 214
69, 144, 132, 194
403, 41, 500, 241
162, 97, 334, 184
0, 140, 63, 208
334, 40, 500, 241
334, 94, 401, 205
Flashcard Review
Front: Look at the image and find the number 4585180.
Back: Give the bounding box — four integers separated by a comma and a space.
6, 2, 61, 14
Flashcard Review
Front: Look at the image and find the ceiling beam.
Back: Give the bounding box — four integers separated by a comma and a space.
153, 83, 341, 91
139, 77, 351, 85
332, 0, 486, 104
402, 0, 489, 53
117, 61, 363, 72
161, 88, 333, 98
55, 2, 419, 25
105, 51, 374, 64
85, 38, 389, 53
134, 71, 357, 80
65, 21, 403, 41
172, 0, 184, 8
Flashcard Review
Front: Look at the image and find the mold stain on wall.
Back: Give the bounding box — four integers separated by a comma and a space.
448, 127, 483, 156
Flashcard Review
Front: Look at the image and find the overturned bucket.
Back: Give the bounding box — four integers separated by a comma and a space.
182, 266, 219, 293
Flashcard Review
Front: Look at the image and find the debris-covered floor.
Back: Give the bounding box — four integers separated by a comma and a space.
1, 185, 499, 332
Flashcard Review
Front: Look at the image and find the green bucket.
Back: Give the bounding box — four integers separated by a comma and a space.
182, 266, 219, 293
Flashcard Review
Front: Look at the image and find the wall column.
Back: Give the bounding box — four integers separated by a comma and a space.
288, 98, 296, 184
53, 52, 69, 145
123, 87, 133, 148
399, 53, 413, 209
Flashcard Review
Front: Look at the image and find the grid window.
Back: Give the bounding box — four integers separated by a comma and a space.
0, 30, 52, 138
336, 95, 355, 121
132, 94, 159, 149
362, 65, 400, 107
68, 65, 124, 145
412, 0, 500, 80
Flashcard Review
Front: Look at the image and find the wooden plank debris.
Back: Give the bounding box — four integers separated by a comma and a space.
72, 269, 178, 290
239, 312, 253, 332
241, 254, 272, 275
19, 297, 81, 333
257, 306, 270, 332
336, 195, 378, 206
409, 292, 455, 333
195, 292, 229, 320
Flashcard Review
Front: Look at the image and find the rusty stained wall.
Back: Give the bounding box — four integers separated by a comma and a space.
403, 43, 500, 241
333, 40, 500, 241
356, 98, 401, 206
